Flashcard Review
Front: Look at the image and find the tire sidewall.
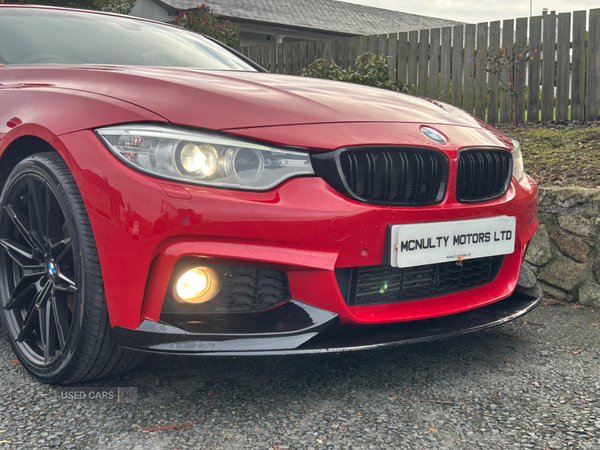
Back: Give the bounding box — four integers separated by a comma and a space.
0, 155, 89, 383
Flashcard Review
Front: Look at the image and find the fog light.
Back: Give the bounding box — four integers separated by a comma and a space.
174, 266, 222, 304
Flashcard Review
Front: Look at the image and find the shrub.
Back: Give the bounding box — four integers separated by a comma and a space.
300, 53, 410, 93
175, 4, 241, 48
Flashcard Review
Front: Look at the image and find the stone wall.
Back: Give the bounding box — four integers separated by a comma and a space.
525, 187, 600, 308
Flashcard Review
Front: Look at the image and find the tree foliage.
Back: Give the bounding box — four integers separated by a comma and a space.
19, 0, 137, 15
300, 53, 410, 93
175, 4, 241, 48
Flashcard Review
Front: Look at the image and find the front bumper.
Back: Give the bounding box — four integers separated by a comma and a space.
113, 265, 542, 355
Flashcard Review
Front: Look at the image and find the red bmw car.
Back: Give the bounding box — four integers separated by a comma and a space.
0, 5, 541, 384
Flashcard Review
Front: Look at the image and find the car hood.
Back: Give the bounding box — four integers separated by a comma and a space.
0, 65, 486, 131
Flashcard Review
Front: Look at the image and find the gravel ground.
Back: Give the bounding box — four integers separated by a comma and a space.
1, 302, 599, 450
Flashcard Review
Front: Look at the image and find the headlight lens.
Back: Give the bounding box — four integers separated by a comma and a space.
96, 125, 314, 190
511, 139, 524, 182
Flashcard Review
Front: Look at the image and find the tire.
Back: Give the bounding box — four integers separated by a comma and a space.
0, 152, 144, 384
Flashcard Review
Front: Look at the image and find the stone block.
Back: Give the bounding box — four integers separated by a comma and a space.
525, 224, 552, 266
538, 281, 574, 302
537, 255, 586, 291
549, 230, 590, 263
557, 215, 597, 238
579, 281, 600, 309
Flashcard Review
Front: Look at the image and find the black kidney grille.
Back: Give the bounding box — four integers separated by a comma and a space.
162, 264, 291, 315
339, 148, 447, 205
456, 149, 512, 202
339, 256, 503, 306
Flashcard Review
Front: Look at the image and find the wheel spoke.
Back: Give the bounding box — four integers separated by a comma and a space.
56, 272, 77, 293
28, 177, 46, 241
5, 278, 39, 310
3, 205, 44, 254
42, 302, 56, 363
16, 297, 39, 343
0, 238, 41, 267
51, 296, 69, 351
53, 238, 73, 263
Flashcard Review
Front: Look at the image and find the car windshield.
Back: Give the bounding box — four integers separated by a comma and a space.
0, 8, 256, 71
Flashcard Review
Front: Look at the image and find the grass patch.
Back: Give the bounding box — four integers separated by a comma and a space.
500, 125, 600, 188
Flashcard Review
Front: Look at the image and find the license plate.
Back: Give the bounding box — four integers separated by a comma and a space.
390, 216, 516, 268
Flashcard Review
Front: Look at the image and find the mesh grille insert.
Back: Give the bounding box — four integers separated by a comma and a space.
338, 256, 503, 306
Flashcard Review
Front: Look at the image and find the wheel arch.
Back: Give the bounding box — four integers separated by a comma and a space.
0, 135, 59, 193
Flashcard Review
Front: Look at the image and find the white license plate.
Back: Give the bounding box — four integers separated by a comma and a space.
390, 216, 516, 268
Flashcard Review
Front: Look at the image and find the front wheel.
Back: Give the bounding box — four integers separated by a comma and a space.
0, 153, 143, 384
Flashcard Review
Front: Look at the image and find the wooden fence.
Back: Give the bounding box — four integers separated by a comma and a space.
240, 9, 600, 124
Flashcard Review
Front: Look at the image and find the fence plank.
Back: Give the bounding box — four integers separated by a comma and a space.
388, 33, 398, 83
418, 29, 430, 97
299, 41, 308, 74
571, 11, 586, 121
407, 30, 419, 87
500, 19, 514, 123
514, 17, 528, 123
487, 21, 501, 123
452, 25, 464, 106
269, 44, 276, 73
587, 8, 600, 121
463, 24, 476, 115
248, 46, 255, 67
556, 13, 571, 121
340, 38, 350, 69
284, 42, 292, 75
397, 32, 408, 85
440, 27, 452, 102
315, 40, 324, 60
475, 22, 488, 120
527, 16, 542, 122
276, 43, 284, 74
240, 46, 249, 57
358, 35, 368, 55
323, 39, 331, 60
368, 34, 378, 54
542, 12, 556, 122
349, 36, 359, 69
378, 34, 388, 56
290, 42, 300, 75
429, 28, 441, 99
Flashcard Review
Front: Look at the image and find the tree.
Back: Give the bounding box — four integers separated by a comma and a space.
175, 4, 241, 48
486, 42, 531, 126
19, 0, 137, 15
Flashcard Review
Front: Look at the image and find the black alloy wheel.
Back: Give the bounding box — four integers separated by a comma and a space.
0, 153, 143, 384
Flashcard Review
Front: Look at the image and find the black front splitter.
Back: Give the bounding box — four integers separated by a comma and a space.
114, 283, 543, 356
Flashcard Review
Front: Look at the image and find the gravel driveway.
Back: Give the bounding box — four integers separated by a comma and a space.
1, 301, 599, 450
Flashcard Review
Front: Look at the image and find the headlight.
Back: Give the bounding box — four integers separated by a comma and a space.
510, 139, 524, 182
96, 125, 314, 190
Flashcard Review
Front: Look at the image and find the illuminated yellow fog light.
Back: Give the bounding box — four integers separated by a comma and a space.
179, 143, 218, 177
174, 266, 222, 304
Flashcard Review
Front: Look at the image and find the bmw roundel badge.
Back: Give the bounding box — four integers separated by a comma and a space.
420, 127, 447, 145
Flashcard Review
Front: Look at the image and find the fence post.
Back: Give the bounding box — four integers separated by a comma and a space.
500, 19, 514, 123
452, 25, 464, 107
514, 17, 528, 123
397, 32, 408, 85
418, 29, 430, 97
556, 13, 571, 121
527, 16, 542, 122
587, 8, 600, 121
541, 11, 556, 122
388, 33, 398, 83
474, 22, 488, 120
487, 21, 501, 124
571, 11, 586, 121
429, 28, 441, 99
440, 27, 452, 102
